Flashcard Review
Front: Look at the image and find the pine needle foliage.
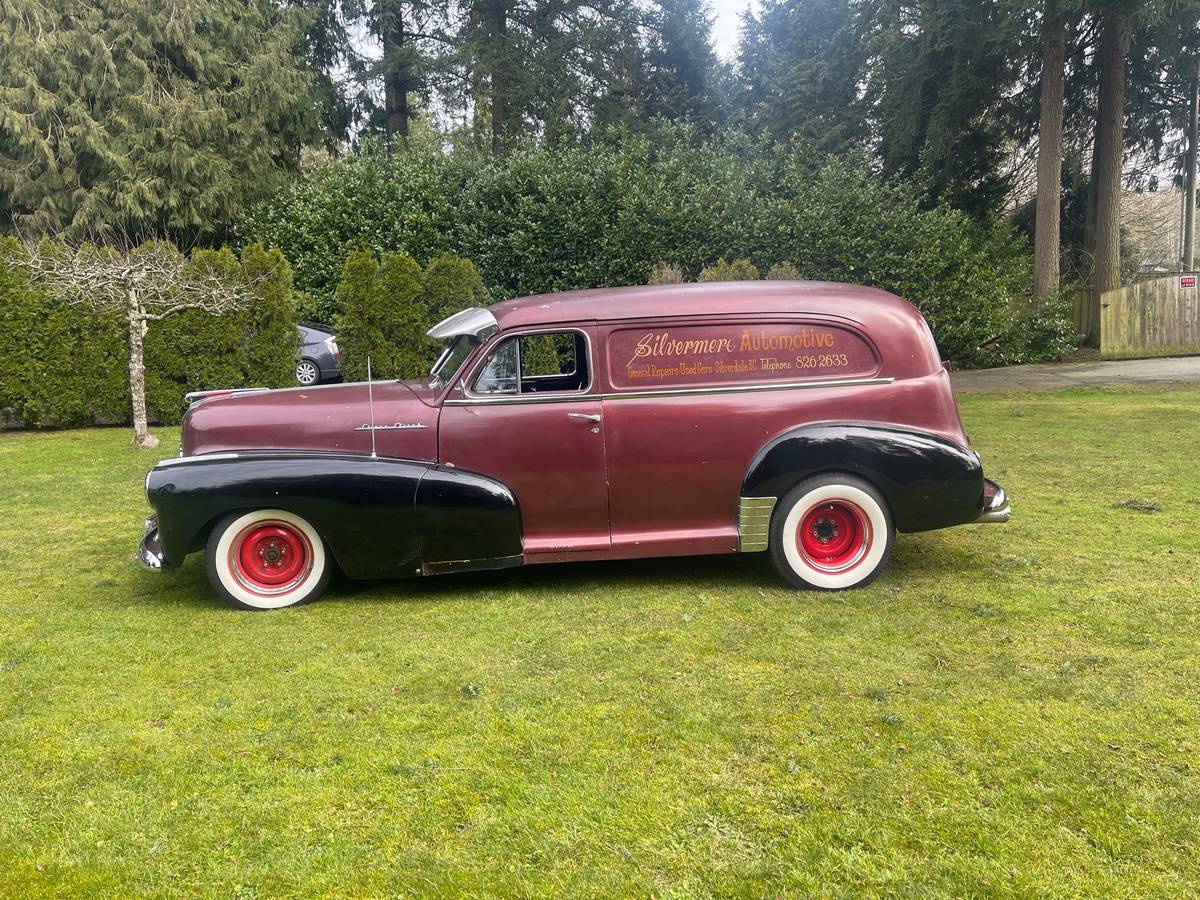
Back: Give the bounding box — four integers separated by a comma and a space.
0, 0, 323, 242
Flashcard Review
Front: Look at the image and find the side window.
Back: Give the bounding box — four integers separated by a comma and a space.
472, 339, 518, 394
472, 332, 589, 396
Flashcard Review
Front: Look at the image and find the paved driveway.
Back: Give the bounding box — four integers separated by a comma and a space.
952, 355, 1200, 393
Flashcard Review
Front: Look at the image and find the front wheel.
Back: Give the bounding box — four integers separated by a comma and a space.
769, 474, 894, 591
205, 509, 332, 610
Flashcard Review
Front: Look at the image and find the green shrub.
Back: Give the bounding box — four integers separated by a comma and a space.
647, 262, 684, 284
0, 238, 298, 428
421, 254, 487, 340
0, 237, 127, 426
336, 250, 423, 381
699, 257, 760, 282
766, 262, 802, 280
246, 127, 1077, 367
335, 250, 486, 381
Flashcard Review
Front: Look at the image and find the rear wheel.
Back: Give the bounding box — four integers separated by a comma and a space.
205, 509, 332, 610
295, 358, 320, 385
769, 474, 894, 591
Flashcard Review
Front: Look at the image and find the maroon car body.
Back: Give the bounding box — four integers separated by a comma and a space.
140, 281, 1009, 609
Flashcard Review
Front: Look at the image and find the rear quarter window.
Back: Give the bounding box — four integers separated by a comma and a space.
607, 322, 879, 390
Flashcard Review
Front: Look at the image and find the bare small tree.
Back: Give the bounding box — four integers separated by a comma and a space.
16, 238, 267, 449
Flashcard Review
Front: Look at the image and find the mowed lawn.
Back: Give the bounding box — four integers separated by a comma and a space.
2, 387, 1199, 897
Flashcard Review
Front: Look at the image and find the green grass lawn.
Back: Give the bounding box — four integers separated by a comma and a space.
2, 386, 1200, 897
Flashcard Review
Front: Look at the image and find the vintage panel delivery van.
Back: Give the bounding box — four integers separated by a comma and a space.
138, 281, 1010, 610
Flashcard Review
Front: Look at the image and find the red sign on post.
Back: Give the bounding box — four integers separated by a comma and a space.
1181, 275, 1197, 289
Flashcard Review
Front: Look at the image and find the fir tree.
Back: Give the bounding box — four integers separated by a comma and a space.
0, 0, 325, 241
737, 0, 873, 152
639, 0, 724, 126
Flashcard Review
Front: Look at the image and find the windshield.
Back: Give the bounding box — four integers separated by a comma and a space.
429, 334, 477, 387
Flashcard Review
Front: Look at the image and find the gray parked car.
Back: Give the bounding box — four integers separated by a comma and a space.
296, 323, 342, 385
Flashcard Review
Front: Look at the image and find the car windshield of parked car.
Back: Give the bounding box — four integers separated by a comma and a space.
429, 335, 476, 387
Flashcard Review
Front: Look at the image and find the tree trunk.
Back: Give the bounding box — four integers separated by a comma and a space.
1033, 10, 1065, 302
1184, 59, 1198, 270
126, 288, 159, 450
1091, 11, 1129, 301
383, 3, 410, 148
489, 0, 508, 155
1083, 132, 1100, 285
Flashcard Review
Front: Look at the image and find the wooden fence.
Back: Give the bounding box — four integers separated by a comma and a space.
1071, 275, 1200, 358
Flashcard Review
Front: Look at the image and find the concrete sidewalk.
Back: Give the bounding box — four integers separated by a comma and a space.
952, 355, 1200, 393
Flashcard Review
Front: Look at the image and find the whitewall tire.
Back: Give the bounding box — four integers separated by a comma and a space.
769, 474, 894, 591
205, 509, 332, 610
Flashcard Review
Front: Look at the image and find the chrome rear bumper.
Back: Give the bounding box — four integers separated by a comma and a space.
138, 515, 165, 571
975, 480, 1011, 524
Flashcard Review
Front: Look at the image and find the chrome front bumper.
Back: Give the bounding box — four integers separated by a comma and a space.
975, 480, 1011, 524
138, 515, 165, 571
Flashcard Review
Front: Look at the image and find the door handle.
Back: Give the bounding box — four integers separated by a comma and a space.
567, 413, 602, 423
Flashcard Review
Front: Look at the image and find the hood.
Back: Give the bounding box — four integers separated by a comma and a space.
181, 380, 439, 461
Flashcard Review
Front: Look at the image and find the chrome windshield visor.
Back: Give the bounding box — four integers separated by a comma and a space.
427, 307, 499, 342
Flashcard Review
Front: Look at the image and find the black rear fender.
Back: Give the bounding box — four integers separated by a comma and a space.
741, 423, 983, 533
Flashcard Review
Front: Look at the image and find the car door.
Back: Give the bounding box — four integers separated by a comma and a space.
437, 326, 610, 556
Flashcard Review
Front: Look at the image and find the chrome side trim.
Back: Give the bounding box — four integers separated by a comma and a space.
443, 375, 895, 406
445, 393, 599, 406
602, 376, 894, 401
183, 387, 269, 406
154, 452, 241, 468
737, 496, 777, 552
975, 486, 1011, 524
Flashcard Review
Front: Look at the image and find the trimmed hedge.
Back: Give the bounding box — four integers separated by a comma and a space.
335, 250, 486, 381
245, 127, 1078, 367
0, 238, 298, 428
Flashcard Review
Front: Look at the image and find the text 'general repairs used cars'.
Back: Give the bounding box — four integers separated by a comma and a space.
138, 281, 1010, 610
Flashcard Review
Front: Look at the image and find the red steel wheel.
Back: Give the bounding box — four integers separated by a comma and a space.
206, 509, 332, 610
769, 474, 894, 591
233, 522, 311, 591
796, 499, 871, 573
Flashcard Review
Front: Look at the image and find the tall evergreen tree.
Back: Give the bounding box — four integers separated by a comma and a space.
638, 0, 724, 126
368, 0, 452, 146
454, 0, 641, 152
0, 0, 324, 241
872, 0, 1024, 219
737, 0, 874, 153
293, 0, 370, 143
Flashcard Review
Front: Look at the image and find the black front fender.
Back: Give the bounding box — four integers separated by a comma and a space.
145, 452, 522, 579
741, 423, 983, 533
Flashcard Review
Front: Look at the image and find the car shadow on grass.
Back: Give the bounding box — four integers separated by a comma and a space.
325, 530, 981, 607
130, 530, 980, 610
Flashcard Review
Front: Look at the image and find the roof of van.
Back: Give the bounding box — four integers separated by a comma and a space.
488, 280, 924, 331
